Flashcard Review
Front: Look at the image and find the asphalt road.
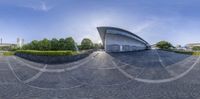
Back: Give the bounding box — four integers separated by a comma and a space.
0, 50, 200, 99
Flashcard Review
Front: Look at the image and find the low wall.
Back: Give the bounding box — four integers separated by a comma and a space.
15, 50, 94, 64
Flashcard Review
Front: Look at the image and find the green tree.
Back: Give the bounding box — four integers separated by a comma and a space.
93, 43, 103, 49
38, 38, 51, 50
58, 38, 65, 50
64, 37, 76, 51
30, 40, 39, 50
81, 38, 93, 50
156, 41, 173, 50
22, 37, 79, 51
192, 46, 200, 51
22, 44, 30, 50
50, 38, 59, 50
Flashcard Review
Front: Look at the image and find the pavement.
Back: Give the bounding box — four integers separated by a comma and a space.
0, 50, 200, 99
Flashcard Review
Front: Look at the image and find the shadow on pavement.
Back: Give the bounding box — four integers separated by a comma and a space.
108, 50, 191, 68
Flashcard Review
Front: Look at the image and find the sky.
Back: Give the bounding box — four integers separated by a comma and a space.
0, 0, 200, 46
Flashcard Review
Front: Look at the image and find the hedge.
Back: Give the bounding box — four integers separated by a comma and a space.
3, 52, 15, 56
16, 50, 78, 56
173, 50, 200, 56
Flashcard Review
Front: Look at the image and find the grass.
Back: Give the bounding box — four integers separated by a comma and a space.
171, 50, 200, 56
158, 49, 200, 56
3, 51, 15, 56
16, 50, 79, 56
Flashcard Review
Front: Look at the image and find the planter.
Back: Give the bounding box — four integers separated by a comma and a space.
15, 50, 94, 64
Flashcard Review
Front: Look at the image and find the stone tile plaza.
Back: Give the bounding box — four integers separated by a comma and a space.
1, 50, 200, 99
1, 0, 200, 99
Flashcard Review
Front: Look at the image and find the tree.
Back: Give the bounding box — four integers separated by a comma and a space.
50, 38, 59, 50
30, 40, 39, 50
156, 41, 173, 50
64, 37, 76, 51
192, 46, 200, 51
38, 38, 51, 50
93, 43, 103, 49
58, 38, 65, 50
21, 37, 79, 51
81, 38, 93, 50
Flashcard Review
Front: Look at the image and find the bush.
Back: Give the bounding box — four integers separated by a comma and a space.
16, 50, 78, 56
173, 50, 200, 56
192, 46, 200, 51
193, 52, 200, 56
3, 52, 15, 56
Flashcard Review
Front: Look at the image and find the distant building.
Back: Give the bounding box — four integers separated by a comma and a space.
185, 43, 200, 50
151, 44, 158, 49
0, 43, 17, 50
97, 26, 150, 52
0, 38, 16, 49
0, 37, 24, 50
174, 45, 187, 51
0, 43, 16, 47
17, 38, 24, 48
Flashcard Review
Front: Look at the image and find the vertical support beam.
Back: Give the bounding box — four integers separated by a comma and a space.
120, 45, 123, 52
104, 33, 107, 52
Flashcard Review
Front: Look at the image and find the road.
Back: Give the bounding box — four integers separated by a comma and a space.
0, 50, 200, 99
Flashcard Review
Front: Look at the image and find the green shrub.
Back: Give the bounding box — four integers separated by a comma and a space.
193, 52, 200, 56
173, 50, 200, 56
3, 52, 15, 56
192, 46, 200, 51
16, 50, 78, 56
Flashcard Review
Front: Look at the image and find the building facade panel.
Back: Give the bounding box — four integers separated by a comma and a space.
97, 26, 150, 52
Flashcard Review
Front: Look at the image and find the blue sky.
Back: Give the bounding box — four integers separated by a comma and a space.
0, 0, 200, 46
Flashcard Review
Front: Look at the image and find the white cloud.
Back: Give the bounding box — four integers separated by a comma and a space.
36, 2, 52, 11
19, 1, 53, 12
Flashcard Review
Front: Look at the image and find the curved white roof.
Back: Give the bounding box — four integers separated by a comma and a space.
97, 26, 150, 47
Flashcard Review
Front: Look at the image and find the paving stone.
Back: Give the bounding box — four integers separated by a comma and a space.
0, 50, 200, 99
28, 72, 82, 89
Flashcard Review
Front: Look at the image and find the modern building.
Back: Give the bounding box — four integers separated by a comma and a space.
97, 26, 150, 52
0, 38, 16, 49
0, 38, 24, 50
0, 43, 16, 47
185, 43, 200, 50
0, 43, 17, 50
17, 38, 24, 48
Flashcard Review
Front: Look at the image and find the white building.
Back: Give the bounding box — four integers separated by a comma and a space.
17, 38, 24, 48
185, 43, 200, 51
97, 26, 150, 52
0, 38, 16, 50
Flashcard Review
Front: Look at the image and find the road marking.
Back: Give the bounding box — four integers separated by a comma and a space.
24, 65, 47, 83
111, 54, 200, 83
154, 50, 166, 67
111, 60, 134, 79
135, 56, 200, 83
12, 56, 92, 73
7, 58, 84, 90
